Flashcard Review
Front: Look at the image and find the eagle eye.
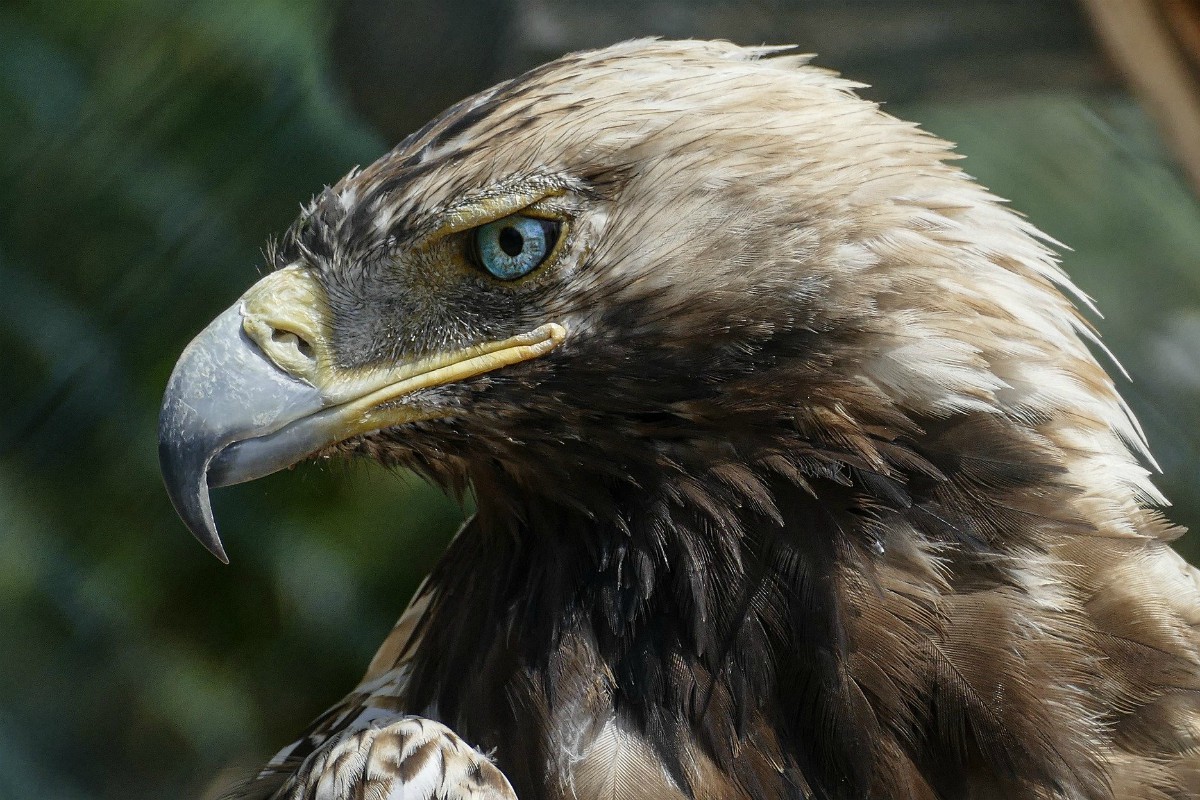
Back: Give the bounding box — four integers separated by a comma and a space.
470, 214, 561, 280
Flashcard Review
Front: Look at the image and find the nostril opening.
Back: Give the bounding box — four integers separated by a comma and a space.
270, 328, 316, 361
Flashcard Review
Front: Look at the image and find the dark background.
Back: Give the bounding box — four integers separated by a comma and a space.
3, 1, 1199, 797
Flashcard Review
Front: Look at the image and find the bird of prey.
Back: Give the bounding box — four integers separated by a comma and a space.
159, 39, 1200, 800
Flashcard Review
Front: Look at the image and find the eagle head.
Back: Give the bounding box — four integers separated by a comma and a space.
159, 40, 1196, 800
161, 39, 1151, 559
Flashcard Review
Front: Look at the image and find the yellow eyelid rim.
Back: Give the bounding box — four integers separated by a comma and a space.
421, 188, 569, 246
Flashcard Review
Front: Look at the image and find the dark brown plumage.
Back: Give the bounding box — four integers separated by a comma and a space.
159, 40, 1200, 800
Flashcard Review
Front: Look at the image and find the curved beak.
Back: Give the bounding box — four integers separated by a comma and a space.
158, 300, 320, 563
158, 266, 566, 562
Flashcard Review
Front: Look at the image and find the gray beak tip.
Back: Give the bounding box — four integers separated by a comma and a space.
210, 542, 231, 565
197, 529, 231, 564
158, 436, 231, 564
193, 509, 231, 564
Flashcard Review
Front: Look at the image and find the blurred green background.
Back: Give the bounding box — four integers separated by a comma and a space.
2, 1, 1199, 797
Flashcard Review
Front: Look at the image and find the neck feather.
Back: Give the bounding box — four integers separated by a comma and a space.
401, 409, 1112, 800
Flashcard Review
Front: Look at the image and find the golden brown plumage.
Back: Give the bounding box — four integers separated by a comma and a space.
159, 40, 1200, 800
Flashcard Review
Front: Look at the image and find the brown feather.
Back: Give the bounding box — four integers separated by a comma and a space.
210, 39, 1200, 800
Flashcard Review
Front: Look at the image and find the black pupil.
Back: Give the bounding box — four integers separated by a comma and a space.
498, 225, 524, 257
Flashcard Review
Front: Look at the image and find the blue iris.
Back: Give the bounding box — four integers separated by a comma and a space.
473, 214, 560, 280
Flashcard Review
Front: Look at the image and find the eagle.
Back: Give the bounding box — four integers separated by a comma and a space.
158, 40, 1200, 800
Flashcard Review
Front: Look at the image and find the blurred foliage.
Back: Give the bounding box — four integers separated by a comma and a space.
1, 1, 1199, 798
0, 1, 462, 797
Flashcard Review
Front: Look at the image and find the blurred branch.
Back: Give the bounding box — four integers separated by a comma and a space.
1079, 0, 1200, 195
